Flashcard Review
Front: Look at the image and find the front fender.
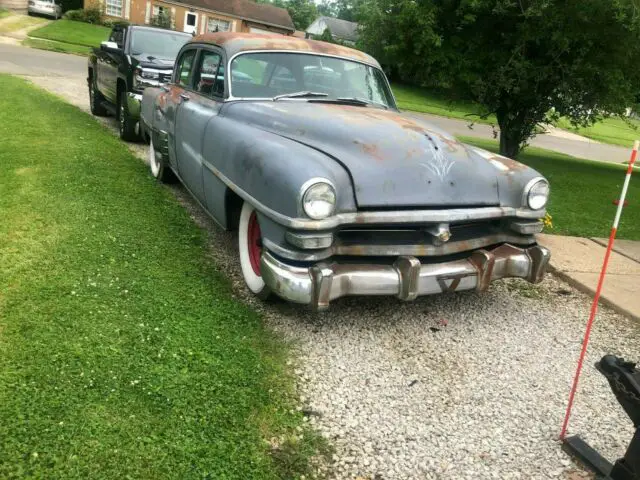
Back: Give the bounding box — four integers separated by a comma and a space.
465, 145, 547, 209
202, 116, 356, 220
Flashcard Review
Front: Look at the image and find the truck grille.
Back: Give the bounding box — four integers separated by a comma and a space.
158, 72, 172, 83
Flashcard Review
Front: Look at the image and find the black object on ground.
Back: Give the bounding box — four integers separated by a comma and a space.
562, 355, 640, 480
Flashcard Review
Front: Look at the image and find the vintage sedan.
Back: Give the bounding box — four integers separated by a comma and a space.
140, 32, 551, 310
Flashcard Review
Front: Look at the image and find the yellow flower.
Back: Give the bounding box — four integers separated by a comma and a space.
540, 212, 553, 229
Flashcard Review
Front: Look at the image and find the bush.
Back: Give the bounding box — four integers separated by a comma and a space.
102, 19, 129, 28
150, 11, 172, 29
83, 5, 102, 23
62, 6, 103, 24
62, 8, 84, 21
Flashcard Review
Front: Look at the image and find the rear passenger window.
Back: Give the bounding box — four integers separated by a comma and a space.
175, 49, 196, 88
194, 50, 222, 97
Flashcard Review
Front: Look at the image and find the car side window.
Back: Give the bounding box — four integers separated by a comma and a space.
109, 28, 124, 48
175, 49, 197, 88
193, 50, 222, 98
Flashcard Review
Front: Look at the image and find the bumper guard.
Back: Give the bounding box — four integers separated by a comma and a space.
260, 244, 550, 310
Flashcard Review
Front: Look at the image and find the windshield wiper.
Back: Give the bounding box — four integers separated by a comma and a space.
273, 91, 329, 101
335, 97, 389, 109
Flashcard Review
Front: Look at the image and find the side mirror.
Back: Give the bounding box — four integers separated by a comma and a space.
100, 41, 121, 53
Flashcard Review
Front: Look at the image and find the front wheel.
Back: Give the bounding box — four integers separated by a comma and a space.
118, 90, 138, 142
89, 77, 107, 116
238, 202, 271, 299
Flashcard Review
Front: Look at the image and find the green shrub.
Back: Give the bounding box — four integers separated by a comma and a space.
102, 19, 129, 28
63, 6, 102, 24
62, 8, 84, 21
150, 11, 172, 29
83, 5, 102, 23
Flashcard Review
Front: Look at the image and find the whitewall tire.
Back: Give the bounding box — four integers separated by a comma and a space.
238, 202, 271, 299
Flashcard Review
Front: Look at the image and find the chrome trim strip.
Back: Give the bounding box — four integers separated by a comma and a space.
265, 232, 536, 262
260, 244, 551, 310
202, 160, 544, 229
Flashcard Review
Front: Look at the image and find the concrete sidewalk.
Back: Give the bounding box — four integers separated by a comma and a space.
538, 234, 640, 320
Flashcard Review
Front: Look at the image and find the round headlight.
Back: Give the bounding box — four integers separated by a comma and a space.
526, 179, 550, 210
302, 181, 336, 220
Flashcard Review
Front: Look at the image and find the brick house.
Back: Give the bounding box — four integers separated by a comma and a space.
85, 0, 295, 36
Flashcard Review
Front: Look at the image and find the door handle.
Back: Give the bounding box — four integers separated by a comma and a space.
179, 93, 190, 102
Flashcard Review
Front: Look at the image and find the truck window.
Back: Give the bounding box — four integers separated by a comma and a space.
194, 50, 222, 97
175, 49, 197, 88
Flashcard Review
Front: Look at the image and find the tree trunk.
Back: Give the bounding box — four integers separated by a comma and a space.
496, 108, 527, 158
498, 127, 522, 158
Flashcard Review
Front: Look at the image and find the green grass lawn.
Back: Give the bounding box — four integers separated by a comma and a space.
22, 36, 92, 55
556, 116, 640, 148
0, 74, 325, 479
0, 13, 48, 33
459, 136, 640, 240
0, 8, 11, 19
391, 84, 497, 125
28, 19, 110, 47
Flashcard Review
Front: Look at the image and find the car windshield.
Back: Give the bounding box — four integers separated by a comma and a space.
129, 30, 191, 59
230, 52, 395, 108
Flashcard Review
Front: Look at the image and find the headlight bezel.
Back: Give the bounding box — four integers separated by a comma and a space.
523, 177, 550, 211
133, 67, 162, 91
300, 178, 337, 220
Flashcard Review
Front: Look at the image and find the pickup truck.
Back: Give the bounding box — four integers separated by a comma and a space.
88, 24, 191, 141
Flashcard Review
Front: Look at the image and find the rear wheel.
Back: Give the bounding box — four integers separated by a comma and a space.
89, 75, 107, 116
149, 138, 176, 183
238, 202, 271, 299
118, 90, 138, 142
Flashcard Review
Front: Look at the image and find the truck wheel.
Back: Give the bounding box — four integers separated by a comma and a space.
89, 76, 107, 117
149, 138, 176, 183
118, 90, 138, 142
238, 202, 271, 299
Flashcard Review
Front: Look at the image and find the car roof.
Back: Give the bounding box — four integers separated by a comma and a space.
189, 32, 381, 68
128, 25, 192, 36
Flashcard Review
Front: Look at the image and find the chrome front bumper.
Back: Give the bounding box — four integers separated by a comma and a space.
260, 244, 550, 310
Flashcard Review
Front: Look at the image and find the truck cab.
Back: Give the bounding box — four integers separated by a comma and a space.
88, 24, 191, 141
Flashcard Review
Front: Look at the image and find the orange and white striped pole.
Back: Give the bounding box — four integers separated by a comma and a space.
560, 140, 639, 440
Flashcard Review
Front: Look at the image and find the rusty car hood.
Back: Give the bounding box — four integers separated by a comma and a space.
223, 101, 505, 208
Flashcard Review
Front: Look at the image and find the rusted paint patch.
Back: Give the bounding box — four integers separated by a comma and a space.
353, 139, 385, 162
191, 32, 378, 66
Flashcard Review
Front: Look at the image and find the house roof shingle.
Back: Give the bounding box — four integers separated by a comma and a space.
180, 0, 295, 31
313, 16, 359, 42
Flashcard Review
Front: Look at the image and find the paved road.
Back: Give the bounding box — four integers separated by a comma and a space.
0, 42, 86, 77
0, 43, 632, 164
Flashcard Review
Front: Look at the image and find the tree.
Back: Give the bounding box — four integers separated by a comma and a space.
360, 0, 640, 158
257, 0, 318, 30
150, 10, 172, 29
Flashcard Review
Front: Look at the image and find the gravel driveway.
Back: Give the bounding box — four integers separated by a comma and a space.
18, 72, 640, 480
